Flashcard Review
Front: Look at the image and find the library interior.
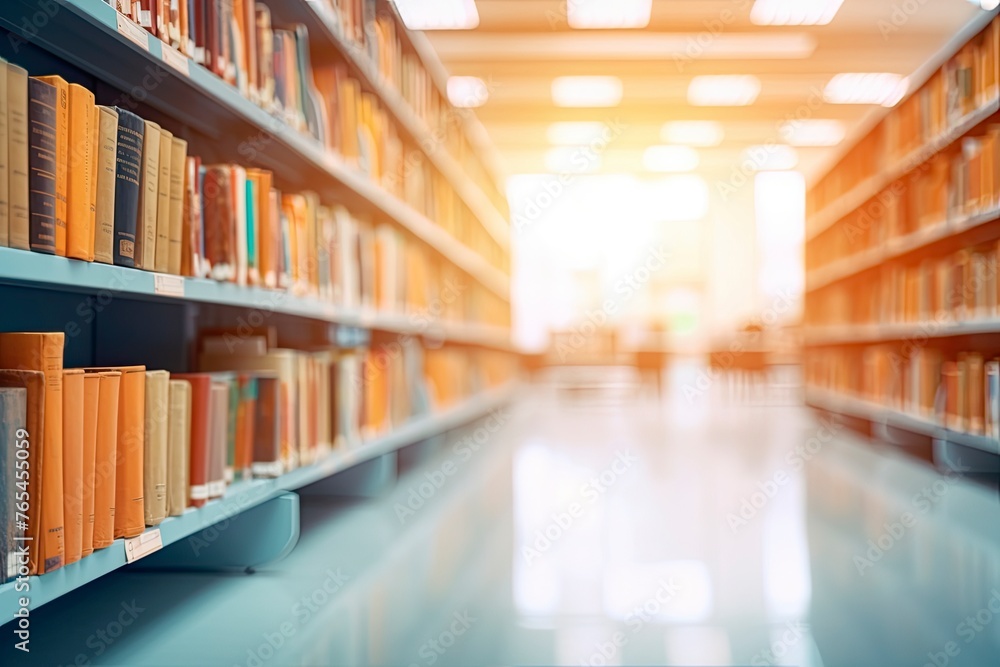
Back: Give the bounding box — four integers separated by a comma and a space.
1, 0, 1000, 666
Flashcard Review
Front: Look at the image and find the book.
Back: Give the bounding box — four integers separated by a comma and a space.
94, 106, 119, 264
90, 370, 120, 550
167, 137, 187, 275
0, 333, 65, 574
27, 77, 58, 255
0, 372, 44, 575
0, 387, 26, 583
208, 379, 229, 498
112, 108, 144, 267
80, 372, 100, 557
36, 75, 68, 256
62, 369, 85, 565
181, 155, 203, 277
135, 120, 161, 270
65, 84, 97, 261
154, 128, 173, 273
202, 164, 235, 281
0, 60, 7, 247
172, 373, 211, 507
253, 375, 281, 477
143, 370, 169, 526
108, 366, 146, 539
167, 379, 191, 516
7, 63, 29, 250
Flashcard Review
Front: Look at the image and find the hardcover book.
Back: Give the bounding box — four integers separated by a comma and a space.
154, 128, 173, 273
112, 107, 144, 267
171, 373, 211, 507
6, 63, 30, 250
0, 387, 26, 583
80, 372, 100, 557
88, 370, 120, 550
36, 75, 68, 256
143, 370, 169, 526
0, 331, 65, 575
61, 369, 85, 565
135, 120, 161, 270
94, 106, 119, 264
65, 84, 97, 261
167, 379, 191, 516
27, 77, 58, 255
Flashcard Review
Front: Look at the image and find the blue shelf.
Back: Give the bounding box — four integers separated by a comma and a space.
0, 0, 509, 300
0, 247, 513, 350
0, 383, 515, 617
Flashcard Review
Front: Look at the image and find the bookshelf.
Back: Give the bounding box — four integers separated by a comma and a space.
0, 382, 516, 618
0, 0, 517, 616
0, 0, 509, 299
804, 9, 1000, 471
267, 0, 511, 249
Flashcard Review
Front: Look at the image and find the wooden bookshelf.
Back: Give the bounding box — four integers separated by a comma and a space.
804, 9, 1000, 462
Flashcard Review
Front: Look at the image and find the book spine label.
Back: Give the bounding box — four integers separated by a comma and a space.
112, 108, 144, 267
27, 78, 58, 254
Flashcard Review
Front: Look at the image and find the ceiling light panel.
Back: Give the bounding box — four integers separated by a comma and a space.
662, 122, 725, 147
394, 0, 479, 30
824, 73, 909, 107
568, 0, 652, 29
551, 76, 623, 108
688, 76, 761, 107
751, 0, 844, 26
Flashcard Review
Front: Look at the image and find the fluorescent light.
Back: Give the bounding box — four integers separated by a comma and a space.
751, 0, 844, 25
545, 147, 602, 173
546, 122, 609, 145
688, 75, 760, 106
779, 120, 845, 146
824, 73, 909, 107
643, 145, 700, 173
394, 0, 479, 30
568, 0, 652, 29
972, 0, 1000, 10
551, 76, 622, 108
662, 121, 724, 147
744, 145, 798, 171
447, 76, 488, 108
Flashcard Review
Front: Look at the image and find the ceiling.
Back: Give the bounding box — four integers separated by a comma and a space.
421, 0, 986, 185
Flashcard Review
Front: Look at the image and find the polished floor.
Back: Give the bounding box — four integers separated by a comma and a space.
5, 364, 1000, 666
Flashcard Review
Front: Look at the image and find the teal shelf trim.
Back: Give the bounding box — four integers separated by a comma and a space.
0, 0, 509, 300
0, 383, 515, 618
805, 388, 1000, 455
0, 247, 513, 349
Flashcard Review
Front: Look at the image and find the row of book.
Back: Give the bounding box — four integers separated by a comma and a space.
808, 126, 1000, 275
0, 60, 508, 327
806, 346, 1000, 439
805, 239, 1000, 328
314, 0, 506, 216
807, 14, 1000, 221
0, 329, 512, 581
103, 0, 508, 271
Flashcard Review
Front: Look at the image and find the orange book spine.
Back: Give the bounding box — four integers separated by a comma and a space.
81, 372, 100, 557
66, 84, 97, 261
91, 371, 121, 549
62, 369, 85, 564
36, 75, 68, 256
113, 366, 146, 538
0, 332, 65, 572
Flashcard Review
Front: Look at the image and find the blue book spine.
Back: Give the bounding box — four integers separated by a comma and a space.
111, 108, 145, 267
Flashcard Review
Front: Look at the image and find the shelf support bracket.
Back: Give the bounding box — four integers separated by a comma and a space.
131, 492, 300, 572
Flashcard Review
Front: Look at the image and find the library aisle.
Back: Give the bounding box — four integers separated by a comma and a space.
4, 363, 999, 667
